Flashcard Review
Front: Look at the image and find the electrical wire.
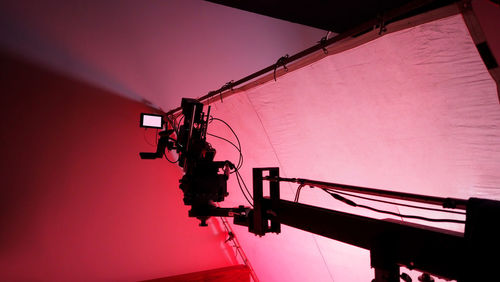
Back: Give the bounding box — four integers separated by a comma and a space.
206, 132, 243, 172
156, 116, 179, 164
327, 189, 466, 215
178, 115, 184, 129
207, 117, 252, 206
236, 170, 253, 201
163, 152, 179, 164
207, 133, 239, 152
294, 184, 305, 202
236, 170, 253, 207
356, 204, 465, 224
166, 115, 179, 135
210, 117, 243, 171
322, 189, 465, 224
167, 114, 251, 206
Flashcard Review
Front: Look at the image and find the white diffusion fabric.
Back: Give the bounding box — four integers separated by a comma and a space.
210, 14, 500, 282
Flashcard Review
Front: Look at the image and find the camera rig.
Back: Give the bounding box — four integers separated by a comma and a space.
140, 98, 248, 226
140, 98, 500, 282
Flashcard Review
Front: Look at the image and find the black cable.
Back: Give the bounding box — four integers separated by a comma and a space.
178, 115, 184, 128
357, 203, 465, 224
209, 117, 243, 171
210, 118, 241, 150
156, 116, 179, 164
166, 115, 179, 135
294, 184, 305, 202
236, 170, 253, 201
236, 170, 253, 207
210, 118, 241, 145
163, 152, 179, 164
207, 133, 240, 152
328, 189, 466, 215
323, 189, 465, 224
206, 132, 243, 173
206, 117, 251, 206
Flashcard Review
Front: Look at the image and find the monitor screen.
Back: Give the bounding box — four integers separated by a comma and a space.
140, 113, 163, 129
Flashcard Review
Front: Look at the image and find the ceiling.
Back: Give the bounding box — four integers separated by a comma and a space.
206, 0, 459, 33
0, 0, 497, 112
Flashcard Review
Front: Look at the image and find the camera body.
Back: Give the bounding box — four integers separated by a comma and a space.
177, 98, 230, 225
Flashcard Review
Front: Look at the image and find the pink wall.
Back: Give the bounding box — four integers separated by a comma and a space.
0, 53, 235, 281
206, 13, 500, 282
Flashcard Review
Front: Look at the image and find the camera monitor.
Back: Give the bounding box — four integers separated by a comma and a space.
140, 113, 163, 129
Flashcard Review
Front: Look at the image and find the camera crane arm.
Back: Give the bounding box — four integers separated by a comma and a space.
229, 167, 500, 282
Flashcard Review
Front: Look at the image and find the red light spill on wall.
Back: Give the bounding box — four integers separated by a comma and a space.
0, 53, 235, 281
